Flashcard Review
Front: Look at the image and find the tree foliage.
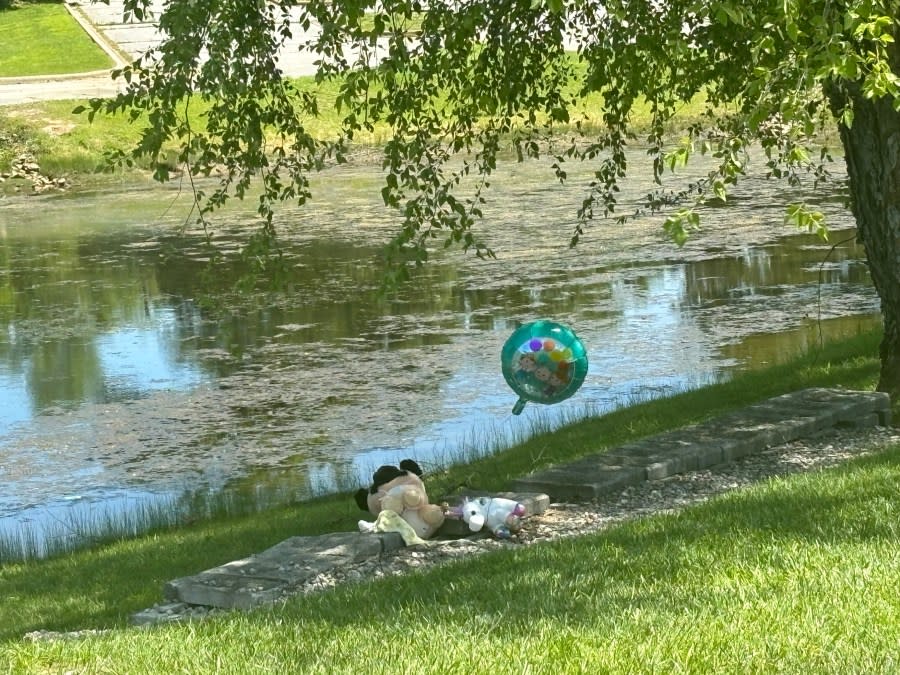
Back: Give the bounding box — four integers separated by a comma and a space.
85, 0, 900, 395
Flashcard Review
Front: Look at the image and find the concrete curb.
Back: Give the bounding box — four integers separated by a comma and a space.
161, 531, 405, 612
65, 2, 132, 69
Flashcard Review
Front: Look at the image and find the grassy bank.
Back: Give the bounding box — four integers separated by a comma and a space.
0, 328, 894, 671
0, 2, 112, 77
0, 78, 350, 179
0, 74, 710, 181
10, 446, 900, 673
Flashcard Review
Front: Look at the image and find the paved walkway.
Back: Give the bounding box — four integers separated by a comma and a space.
0, 0, 321, 105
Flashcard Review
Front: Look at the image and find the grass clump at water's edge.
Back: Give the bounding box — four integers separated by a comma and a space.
0, 328, 895, 662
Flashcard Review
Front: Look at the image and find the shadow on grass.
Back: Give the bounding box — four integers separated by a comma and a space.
0, 495, 363, 642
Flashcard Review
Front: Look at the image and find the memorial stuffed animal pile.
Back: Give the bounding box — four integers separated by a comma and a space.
355, 459, 445, 544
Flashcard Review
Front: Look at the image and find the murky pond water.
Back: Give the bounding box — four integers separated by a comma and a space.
0, 151, 881, 548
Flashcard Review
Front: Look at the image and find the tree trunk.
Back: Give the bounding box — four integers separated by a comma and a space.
830, 59, 900, 403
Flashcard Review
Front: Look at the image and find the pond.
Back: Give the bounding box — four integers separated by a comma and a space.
0, 150, 881, 552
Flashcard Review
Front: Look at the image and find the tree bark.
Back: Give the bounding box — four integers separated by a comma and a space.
830, 50, 900, 402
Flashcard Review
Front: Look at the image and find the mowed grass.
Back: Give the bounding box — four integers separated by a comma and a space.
0, 55, 713, 177
5, 438, 900, 672
1, 329, 897, 672
0, 2, 113, 77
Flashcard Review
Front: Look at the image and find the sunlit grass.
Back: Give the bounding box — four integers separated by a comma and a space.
5, 431, 900, 672
0, 2, 112, 77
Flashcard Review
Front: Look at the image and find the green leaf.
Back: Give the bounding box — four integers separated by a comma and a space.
546, 0, 564, 14
785, 203, 828, 240
663, 209, 700, 247
717, 3, 743, 26
664, 145, 692, 172
712, 180, 727, 202
785, 22, 799, 41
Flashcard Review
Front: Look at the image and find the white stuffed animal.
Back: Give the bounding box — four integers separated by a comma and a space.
454, 496, 526, 539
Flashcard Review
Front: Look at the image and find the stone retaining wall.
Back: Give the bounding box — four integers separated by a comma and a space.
514, 387, 891, 499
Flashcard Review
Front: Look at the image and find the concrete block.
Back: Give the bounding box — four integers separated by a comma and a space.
799, 388, 889, 423
513, 465, 645, 501
645, 457, 681, 481
603, 440, 674, 463
258, 532, 396, 562
166, 572, 288, 610
717, 421, 792, 450
495, 492, 551, 516
640, 444, 700, 480
719, 403, 831, 431
718, 435, 757, 462
835, 412, 880, 429
693, 441, 727, 469
163, 532, 405, 609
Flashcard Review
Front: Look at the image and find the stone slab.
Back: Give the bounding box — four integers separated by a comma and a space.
515, 465, 645, 501
646, 442, 724, 480
162, 497, 550, 611
131, 602, 207, 626
166, 572, 289, 610
513, 388, 892, 500
837, 412, 881, 429
164, 531, 403, 610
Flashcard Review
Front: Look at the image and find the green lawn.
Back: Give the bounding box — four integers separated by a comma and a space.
4, 436, 900, 672
0, 2, 112, 77
1, 329, 897, 672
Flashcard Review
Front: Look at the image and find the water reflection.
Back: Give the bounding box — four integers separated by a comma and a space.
0, 154, 882, 550
97, 316, 205, 398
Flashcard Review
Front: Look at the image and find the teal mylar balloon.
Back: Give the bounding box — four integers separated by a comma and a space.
501, 320, 588, 415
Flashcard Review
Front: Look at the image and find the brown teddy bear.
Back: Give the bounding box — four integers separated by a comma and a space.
354, 459, 445, 540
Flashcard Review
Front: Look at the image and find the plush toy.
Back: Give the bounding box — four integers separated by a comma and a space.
354, 459, 445, 541
449, 496, 526, 539
358, 510, 427, 546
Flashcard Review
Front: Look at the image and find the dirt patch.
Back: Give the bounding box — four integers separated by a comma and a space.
4, 108, 75, 135
41, 120, 76, 135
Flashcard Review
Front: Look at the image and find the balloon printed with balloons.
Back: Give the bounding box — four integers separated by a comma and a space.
501, 320, 588, 415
